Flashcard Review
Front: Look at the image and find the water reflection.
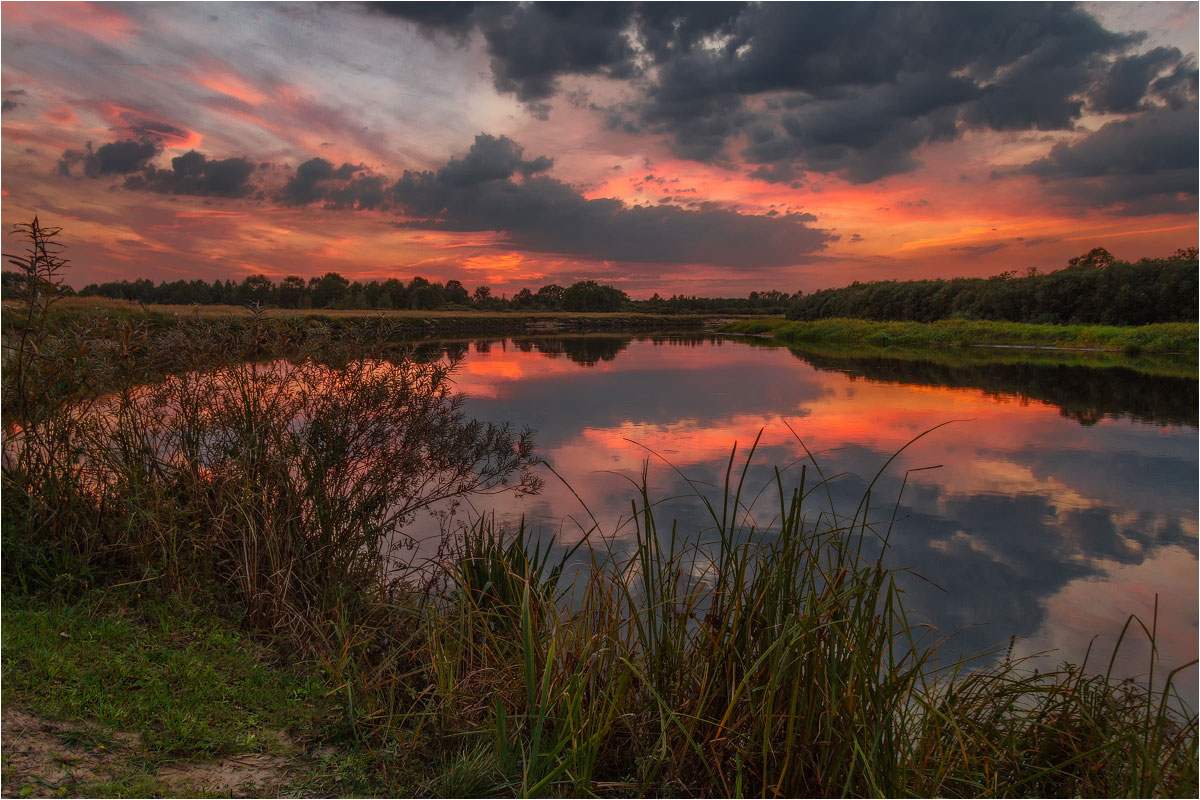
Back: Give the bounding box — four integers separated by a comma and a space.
787, 347, 1199, 427
435, 333, 1197, 699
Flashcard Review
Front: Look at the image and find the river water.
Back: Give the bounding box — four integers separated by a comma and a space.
423, 332, 1198, 700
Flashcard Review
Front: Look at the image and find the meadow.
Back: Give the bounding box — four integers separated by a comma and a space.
3, 221, 1197, 797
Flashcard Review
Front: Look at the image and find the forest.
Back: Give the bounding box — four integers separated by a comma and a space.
787, 248, 1199, 326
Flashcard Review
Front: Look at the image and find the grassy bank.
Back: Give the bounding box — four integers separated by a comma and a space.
5, 296, 745, 337
2, 592, 349, 797
720, 317, 1199, 354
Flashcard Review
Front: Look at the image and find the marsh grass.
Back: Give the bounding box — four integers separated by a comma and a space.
417, 439, 1197, 797
722, 317, 1200, 355
4, 220, 1196, 797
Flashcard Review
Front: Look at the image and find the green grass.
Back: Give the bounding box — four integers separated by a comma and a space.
720, 317, 1199, 354
1, 590, 334, 760
0, 589, 419, 797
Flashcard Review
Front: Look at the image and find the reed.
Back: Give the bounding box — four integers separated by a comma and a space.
420, 443, 1197, 797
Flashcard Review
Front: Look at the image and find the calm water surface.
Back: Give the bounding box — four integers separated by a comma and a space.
428, 333, 1198, 697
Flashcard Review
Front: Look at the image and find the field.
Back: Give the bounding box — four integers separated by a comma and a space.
7, 296, 747, 335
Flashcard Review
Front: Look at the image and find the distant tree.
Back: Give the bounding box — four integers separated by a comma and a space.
381, 278, 407, 309
561, 280, 628, 312
534, 283, 565, 309
409, 283, 444, 309
310, 272, 349, 308
444, 279, 470, 304
240, 274, 275, 306
472, 285, 492, 305
278, 275, 306, 308
1068, 247, 1115, 270
512, 287, 535, 307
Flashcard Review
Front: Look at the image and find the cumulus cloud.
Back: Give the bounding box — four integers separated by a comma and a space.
390, 135, 831, 266
382, 2, 1172, 187
1088, 47, 1194, 113
436, 134, 553, 185
124, 150, 256, 197
280, 157, 364, 205
62, 131, 831, 267
1024, 104, 1198, 214
374, 2, 638, 103
57, 138, 163, 178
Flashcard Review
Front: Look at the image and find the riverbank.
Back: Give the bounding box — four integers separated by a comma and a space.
1, 589, 414, 797
718, 317, 1199, 355
4, 296, 749, 337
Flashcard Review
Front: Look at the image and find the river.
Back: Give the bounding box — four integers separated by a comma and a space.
417, 332, 1199, 701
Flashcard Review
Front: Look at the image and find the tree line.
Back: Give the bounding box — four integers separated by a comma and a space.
3, 246, 1192, 321
786, 248, 1199, 326
2, 270, 799, 314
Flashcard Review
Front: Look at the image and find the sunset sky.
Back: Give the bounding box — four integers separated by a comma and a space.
2, 1, 1196, 296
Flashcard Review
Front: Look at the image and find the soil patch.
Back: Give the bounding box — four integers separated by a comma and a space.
2, 706, 299, 797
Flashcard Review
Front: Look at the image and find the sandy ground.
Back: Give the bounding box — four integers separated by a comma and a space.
1, 705, 300, 797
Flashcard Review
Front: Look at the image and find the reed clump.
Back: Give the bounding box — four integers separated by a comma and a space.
4, 219, 1196, 797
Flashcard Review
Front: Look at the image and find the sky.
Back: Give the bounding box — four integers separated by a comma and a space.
1, 1, 1197, 296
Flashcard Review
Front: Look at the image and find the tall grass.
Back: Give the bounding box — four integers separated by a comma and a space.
422, 443, 1197, 797
4, 219, 1196, 796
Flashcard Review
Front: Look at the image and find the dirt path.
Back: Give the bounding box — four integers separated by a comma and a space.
1, 706, 301, 797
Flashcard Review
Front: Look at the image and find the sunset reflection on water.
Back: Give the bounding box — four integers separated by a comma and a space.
432, 334, 1198, 699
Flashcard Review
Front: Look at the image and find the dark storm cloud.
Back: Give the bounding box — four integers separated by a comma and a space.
325, 174, 389, 210
1149, 58, 1200, 110
62, 129, 829, 267
124, 150, 256, 197
72, 138, 162, 177
391, 134, 831, 266
374, 2, 641, 102
471, 3, 638, 102
1088, 47, 1194, 113
368, 1, 476, 33
741, 71, 978, 183
637, 3, 1132, 176
382, 2, 1174, 188
1, 99, 16, 112
280, 157, 364, 205
1024, 105, 1198, 214
436, 134, 553, 185
94, 139, 161, 175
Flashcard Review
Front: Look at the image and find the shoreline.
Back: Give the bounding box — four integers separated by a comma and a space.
717, 317, 1199, 355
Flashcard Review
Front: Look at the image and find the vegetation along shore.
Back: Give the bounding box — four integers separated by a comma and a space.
719, 317, 1199, 355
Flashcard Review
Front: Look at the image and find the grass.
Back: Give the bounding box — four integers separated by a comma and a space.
4, 295, 745, 335
1, 588, 421, 797
720, 317, 1200, 354
2, 590, 333, 760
